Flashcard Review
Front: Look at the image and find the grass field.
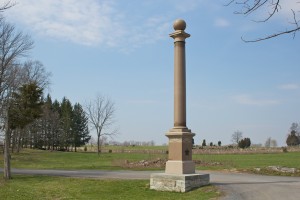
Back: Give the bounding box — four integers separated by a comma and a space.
1, 148, 299, 173
194, 152, 300, 171
0, 149, 167, 170
1, 148, 299, 199
0, 175, 219, 200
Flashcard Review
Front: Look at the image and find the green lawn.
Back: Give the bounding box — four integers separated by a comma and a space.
0, 175, 220, 200
1, 148, 299, 199
194, 152, 300, 171
0, 149, 167, 170
1, 148, 299, 174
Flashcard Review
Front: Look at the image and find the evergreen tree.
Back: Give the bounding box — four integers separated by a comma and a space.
8, 83, 44, 152
202, 139, 206, 147
50, 99, 62, 150
286, 130, 300, 146
8, 83, 43, 129
72, 103, 90, 152
60, 97, 73, 150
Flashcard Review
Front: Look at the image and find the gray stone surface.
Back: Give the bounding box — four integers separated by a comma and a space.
150, 173, 210, 192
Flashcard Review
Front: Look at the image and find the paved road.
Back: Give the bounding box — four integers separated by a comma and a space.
1, 168, 300, 200
210, 171, 300, 200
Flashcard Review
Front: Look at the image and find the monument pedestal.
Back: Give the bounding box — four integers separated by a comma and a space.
150, 173, 210, 193
150, 127, 210, 192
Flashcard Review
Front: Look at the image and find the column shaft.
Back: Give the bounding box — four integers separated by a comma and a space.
174, 41, 186, 127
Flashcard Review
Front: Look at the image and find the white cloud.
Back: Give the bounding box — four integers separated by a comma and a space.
6, 0, 125, 46
278, 84, 299, 90
233, 94, 280, 106
5, 0, 172, 50
214, 18, 230, 28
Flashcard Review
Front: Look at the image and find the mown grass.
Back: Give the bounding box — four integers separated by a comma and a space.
0, 175, 220, 200
194, 152, 300, 171
1, 148, 299, 173
0, 148, 167, 170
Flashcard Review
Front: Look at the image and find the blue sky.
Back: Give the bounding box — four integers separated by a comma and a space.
5, 0, 300, 146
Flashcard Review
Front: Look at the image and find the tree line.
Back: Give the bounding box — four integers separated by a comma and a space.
9, 95, 91, 152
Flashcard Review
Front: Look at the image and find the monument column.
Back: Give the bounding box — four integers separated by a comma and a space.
165, 19, 195, 174
150, 19, 209, 192
172, 22, 189, 128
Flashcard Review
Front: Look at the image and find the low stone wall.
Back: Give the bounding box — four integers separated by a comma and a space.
80, 146, 300, 154
192, 147, 300, 154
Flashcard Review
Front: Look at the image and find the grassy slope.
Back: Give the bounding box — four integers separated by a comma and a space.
0, 175, 219, 200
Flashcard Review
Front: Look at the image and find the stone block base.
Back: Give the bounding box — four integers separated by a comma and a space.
150, 173, 210, 192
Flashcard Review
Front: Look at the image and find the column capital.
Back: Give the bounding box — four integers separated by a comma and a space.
169, 30, 190, 42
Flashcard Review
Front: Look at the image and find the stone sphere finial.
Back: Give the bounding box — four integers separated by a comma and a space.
173, 19, 186, 31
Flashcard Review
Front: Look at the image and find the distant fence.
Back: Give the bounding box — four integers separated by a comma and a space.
192, 147, 300, 154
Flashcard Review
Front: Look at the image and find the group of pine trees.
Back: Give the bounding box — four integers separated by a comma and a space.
286, 123, 300, 146
9, 94, 91, 152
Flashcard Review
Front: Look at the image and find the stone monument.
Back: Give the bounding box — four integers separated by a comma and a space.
150, 19, 210, 192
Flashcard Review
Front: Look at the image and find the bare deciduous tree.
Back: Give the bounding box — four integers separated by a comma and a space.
265, 137, 272, 147
231, 130, 243, 144
0, 18, 33, 180
226, 0, 300, 42
270, 139, 277, 147
20, 60, 51, 90
85, 95, 117, 155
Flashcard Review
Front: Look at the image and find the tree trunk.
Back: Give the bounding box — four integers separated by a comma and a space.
97, 135, 100, 155
4, 122, 11, 180
16, 129, 21, 153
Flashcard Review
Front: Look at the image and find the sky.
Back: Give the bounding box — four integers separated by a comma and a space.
4, 0, 300, 146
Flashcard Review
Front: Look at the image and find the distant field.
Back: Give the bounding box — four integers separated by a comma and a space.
0, 148, 299, 174
0, 175, 219, 200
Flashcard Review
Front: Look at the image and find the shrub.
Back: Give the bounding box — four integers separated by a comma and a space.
84, 146, 87, 152
238, 138, 251, 149
282, 147, 288, 153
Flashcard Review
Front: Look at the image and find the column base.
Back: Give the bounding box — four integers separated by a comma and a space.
150, 173, 210, 192
165, 160, 195, 174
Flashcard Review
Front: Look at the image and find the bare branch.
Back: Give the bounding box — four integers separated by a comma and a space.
0, 1, 15, 12
226, 0, 300, 41
242, 26, 300, 42
20, 60, 52, 90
